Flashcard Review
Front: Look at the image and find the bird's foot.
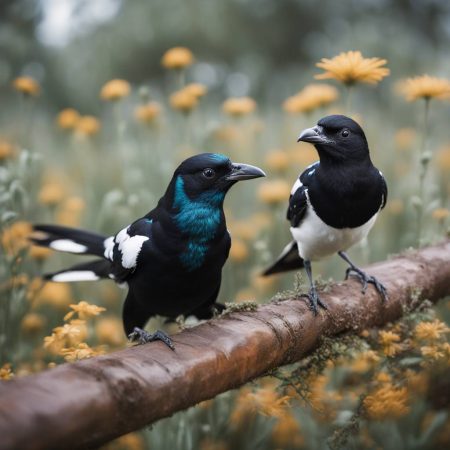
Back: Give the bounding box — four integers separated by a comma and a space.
301, 287, 328, 316
345, 267, 388, 302
128, 327, 175, 350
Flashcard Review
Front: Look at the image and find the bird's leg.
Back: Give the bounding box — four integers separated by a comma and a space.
128, 327, 175, 350
302, 260, 328, 315
338, 251, 388, 302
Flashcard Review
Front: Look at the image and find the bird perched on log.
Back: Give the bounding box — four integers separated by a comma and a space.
32, 153, 265, 349
263, 115, 388, 314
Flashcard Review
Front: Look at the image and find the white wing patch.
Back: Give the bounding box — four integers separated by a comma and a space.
115, 227, 149, 269
104, 236, 115, 260
291, 177, 302, 195
49, 239, 87, 253
52, 271, 100, 282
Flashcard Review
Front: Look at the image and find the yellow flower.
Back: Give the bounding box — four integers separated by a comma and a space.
350, 350, 380, 373
0, 363, 14, 380
378, 330, 402, 357
61, 342, 105, 362
34, 282, 72, 309
397, 75, 450, 101
21, 313, 46, 335
421, 345, 445, 360
75, 115, 101, 137
432, 208, 450, 222
374, 371, 391, 384
257, 180, 290, 205
229, 238, 249, 263
415, 320, 450, 341
271, 411, 304, 448
64, 300, 106, 321
230, 387, 256, 425
199, 439, 228, 450
0, 139, 16, 161
56, 108, 80, 130
63, 196, 85, 212
169, 89, 198, 113
44, 319, 88, 355
29, 245, 52, 261
96, 317, 125, 347
12, 76, 40, 96
315, 50, 390, 86
161, 47, 194, 69
106, 432, 145, 450
283, 83, 339, 114
364, 383, 409, 420
183, 82, 207, 98
230, 386, 290, 426
436, 146, 450, 172
212, 125, 239, 143
134, 101, 162, 124
38, 182, 66, 206
264, 150, 290, 172
222, 97, 257, 117
1, 221, 32, 255
307, 374, 342, 419
100, 79, 131, 101
56, 196, 86, 227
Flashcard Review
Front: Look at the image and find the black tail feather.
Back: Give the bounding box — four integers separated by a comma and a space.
32, 224, 107, 257
44, 259, 113, 282
262, 241, 305, 276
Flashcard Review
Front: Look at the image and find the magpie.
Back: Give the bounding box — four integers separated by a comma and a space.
32, 153, 265, 349
263, 115, 388, 314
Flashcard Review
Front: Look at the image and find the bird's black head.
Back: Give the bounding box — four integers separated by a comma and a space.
297, 115, 370, 165
171, 153, 265, 205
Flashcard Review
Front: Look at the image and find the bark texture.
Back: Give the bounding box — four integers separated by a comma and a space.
0, 242, 449, 450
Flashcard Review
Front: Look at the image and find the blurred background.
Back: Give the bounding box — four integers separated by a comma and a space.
1, 0, 450, 112
1, 1, 450, 449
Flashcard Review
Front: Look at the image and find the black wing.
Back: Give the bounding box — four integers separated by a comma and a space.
287, 162, 319, 227
106, 218, 154, 283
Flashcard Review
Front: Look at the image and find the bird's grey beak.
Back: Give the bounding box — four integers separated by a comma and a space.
226, 163, 266, 181
297, 126, 330, 144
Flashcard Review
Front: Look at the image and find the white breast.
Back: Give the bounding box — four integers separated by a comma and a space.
290, 200, 378, 261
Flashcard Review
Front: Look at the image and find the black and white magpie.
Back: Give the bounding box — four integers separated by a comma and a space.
32, 153, 265, 349
263, 115, 388, 314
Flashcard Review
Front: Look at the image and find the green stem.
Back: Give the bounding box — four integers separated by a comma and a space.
345, 84, 353, 115
416, 98, 431, 246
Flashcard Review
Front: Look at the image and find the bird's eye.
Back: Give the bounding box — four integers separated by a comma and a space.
202, 168, 215, 179
341, 129, 350, 138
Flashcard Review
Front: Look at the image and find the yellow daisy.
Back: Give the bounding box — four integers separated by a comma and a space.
397, 75, 450, 101
222, 97, 256, 117
161, 47, 194, 69
315, 50, 390, 86
100, 79, 131, 101
12, 76, 40, 96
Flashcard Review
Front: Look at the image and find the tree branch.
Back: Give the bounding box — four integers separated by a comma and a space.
1, 242, 449, 450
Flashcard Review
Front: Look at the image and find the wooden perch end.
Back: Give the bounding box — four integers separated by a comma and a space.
0, 241, 449, 450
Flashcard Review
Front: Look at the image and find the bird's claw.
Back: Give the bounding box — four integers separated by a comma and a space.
346, 268, 388, 302
128, 327, 175, 350
301, 288, 328, 316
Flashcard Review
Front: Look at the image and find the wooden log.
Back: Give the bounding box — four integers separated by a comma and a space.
0, 242, 449, 450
